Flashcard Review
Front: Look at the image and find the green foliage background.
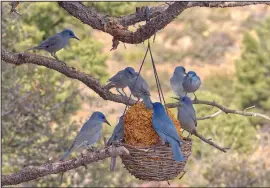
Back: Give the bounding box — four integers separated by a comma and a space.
2, 2, 270, 187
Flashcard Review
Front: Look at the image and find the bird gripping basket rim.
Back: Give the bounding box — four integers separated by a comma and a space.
119, 40, 192, 181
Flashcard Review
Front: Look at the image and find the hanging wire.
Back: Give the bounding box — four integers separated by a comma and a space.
147, 40, 162, 103
122, 38, 167, 115
122, 46, 149, 115
148, 41, 168, 114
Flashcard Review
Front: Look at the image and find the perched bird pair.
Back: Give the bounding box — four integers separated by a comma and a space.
28, 29, 80, 61
170, 66, 201, 99
60, 112, 110, 161
106, 68, 153, 110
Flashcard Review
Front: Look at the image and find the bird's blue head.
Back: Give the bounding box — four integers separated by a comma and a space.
152, 102, 166, 115
62, 29, 80, 40
187, 71, 197, 79
91, 111, 111, 126
124, 67, 136, 75
181, 96, 193, 105
174, 66, 186, 75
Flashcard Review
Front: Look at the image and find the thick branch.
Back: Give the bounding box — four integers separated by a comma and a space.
1, 48, 137, 106
58, 1, 188, 44
58, 1, 269, 45
2, 146, 129, 186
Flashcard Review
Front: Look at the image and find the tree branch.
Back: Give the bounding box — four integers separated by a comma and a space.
197, 110, 223, 121
187, 1, 270, 8
2, 49, 270, 122
58, 1, 270, 46
1, 48, 137, 106
58, 1, 189, 44
2, 146, 129, 186
192, 131, 230, 153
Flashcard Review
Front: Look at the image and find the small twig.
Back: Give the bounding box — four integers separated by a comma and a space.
192, 131, 229, 153
179, 170, 186, 179
197, 110, 223, 120
244, 105, 256, 112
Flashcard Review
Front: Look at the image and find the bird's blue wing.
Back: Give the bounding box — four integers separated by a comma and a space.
38, 35, 61, 49
153, 115, 181, 143
73, 122, 102, 147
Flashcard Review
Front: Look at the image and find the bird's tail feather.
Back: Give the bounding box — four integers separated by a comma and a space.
142, 95, 153, 110
110, 157, 117, 171
60, 150, 71, 161
107, 136, 114, 146
168, 137, 185, 162
27, 46, 42, 51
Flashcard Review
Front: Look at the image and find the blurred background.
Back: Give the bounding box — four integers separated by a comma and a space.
2, 2, 270, 187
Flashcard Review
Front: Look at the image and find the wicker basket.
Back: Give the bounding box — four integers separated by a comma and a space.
117, 138, 192, 181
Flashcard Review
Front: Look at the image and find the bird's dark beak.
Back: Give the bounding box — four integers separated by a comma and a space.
73, 36, 80, 41
104, 119, 111, 126
171, 97, 180, 101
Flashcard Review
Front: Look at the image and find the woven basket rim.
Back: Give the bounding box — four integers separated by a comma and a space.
115, 138, 192, 149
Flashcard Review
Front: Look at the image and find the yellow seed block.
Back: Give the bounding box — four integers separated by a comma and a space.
124, 102, 183, 146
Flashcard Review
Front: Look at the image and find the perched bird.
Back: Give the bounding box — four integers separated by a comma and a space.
152, 102, 184, 161
170, 66, 186, 97
177, 96, 197, 137
107, 115, 125, 171
105, 67, 136, 97
60, 112, 110, 161
107, 116, 124, 146
127, 73, 153, 110
182, 71, 201, 99
28, 29, 80, 61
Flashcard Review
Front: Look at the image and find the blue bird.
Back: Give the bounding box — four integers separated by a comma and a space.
170, 66, 186, 97
127, 73, 153, 110
107, 116, 124, 146
107, 115, 125, 171
28, 29, 80, 61
182, 71, 201, 99
60, 112, 110, 161
177, 96, 197, 137
106, 67, 136, 97
152, 102, 184, 162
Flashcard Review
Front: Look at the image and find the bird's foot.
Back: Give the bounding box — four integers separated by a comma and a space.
88, 146, 97, 152
71, 66, 76, 70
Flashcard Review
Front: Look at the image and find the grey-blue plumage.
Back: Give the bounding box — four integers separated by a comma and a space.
60, 112, 110, 161
177, 96, 197, 135
127, 73, 153, 110
182, 71, 201, 95
152, 102, 184, 162
107, 116, 124, 146
170, 66, 186, 97
28, 29, 79, 61
107, 115, 124, 171
106, 67, 136, 97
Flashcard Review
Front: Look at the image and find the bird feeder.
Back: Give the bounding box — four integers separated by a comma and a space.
117, 103, 192, 181
116, 41, 192, 181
